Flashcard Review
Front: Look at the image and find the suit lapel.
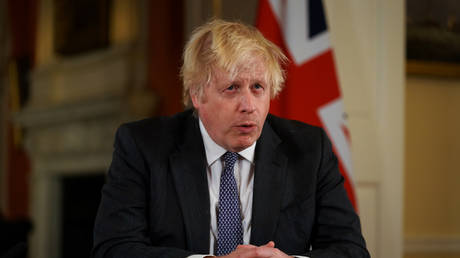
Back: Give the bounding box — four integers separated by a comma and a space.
169, 114, 210, 253
250, 119, 288, 246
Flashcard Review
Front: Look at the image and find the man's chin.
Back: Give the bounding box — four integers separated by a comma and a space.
228, 138, 257, 152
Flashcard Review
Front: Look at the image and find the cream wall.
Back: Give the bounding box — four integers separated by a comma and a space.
325, 0, 460, 257
325, 0, 405, 257
404, 75, 460, 257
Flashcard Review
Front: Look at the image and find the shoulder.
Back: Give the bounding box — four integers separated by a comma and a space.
263, 113, 331, 160
265, 113, 325, 142
115, 109, 197, 152
119, 109, 194, 137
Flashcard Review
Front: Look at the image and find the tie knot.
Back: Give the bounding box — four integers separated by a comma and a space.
222, 151, 238, 168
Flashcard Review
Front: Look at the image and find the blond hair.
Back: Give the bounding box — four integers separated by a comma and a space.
181, 19, 288, 107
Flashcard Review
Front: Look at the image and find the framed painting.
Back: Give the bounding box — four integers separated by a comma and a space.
406, 0, 460, 77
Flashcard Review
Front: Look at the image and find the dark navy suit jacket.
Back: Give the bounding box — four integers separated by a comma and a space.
92, 109, 370, 258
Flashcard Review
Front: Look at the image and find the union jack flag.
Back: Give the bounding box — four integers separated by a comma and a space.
257, 0, 357, 209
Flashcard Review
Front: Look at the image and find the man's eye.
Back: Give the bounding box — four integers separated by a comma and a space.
226, 85, 236, 91
253, 83, 263, 90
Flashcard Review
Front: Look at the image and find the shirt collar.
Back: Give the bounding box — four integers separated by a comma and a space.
199, 119, 256, 166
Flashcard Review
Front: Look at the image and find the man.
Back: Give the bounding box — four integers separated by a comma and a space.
93, 19, 370, 258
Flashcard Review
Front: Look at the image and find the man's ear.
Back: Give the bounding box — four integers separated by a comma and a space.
190, 89, 200, 109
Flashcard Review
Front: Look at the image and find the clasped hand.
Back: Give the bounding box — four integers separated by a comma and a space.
217, 241, 293, 258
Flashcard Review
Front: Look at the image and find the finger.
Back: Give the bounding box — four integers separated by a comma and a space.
229, 246, 266, 258
263, 241, 275, 248
237, 244, 257, 249
252, 246, 278, 257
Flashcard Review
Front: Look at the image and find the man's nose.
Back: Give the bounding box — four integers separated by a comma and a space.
239, 90, 256, 113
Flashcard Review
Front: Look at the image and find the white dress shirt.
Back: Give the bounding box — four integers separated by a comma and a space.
189, 120, 307, 258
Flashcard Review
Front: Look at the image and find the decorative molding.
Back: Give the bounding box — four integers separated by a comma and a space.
32, 153, 113, 177
15, 97, 123, 127
29, 45, 133, 109
405, 236, 460, 253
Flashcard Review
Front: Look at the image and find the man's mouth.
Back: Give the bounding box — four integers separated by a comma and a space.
235, 122, 257, 133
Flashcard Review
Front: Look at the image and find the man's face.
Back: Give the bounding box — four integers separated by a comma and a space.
192, 56, 270, 152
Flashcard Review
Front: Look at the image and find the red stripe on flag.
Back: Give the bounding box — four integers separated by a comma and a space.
341, 123, 351, 144
280, 50, 341, 126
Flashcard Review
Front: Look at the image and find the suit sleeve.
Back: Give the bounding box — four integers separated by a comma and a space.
306, 129, 370, 258
92, 125, 193, 258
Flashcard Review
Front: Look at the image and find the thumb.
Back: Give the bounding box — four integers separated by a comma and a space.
263, 241, 275, 248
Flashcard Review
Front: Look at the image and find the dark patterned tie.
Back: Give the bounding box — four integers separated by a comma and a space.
216, 151, 243, 256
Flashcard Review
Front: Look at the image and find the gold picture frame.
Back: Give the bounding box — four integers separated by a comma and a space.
406, 60, 460, 78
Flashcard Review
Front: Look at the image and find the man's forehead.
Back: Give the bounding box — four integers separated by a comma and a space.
213, 58, 268, 83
